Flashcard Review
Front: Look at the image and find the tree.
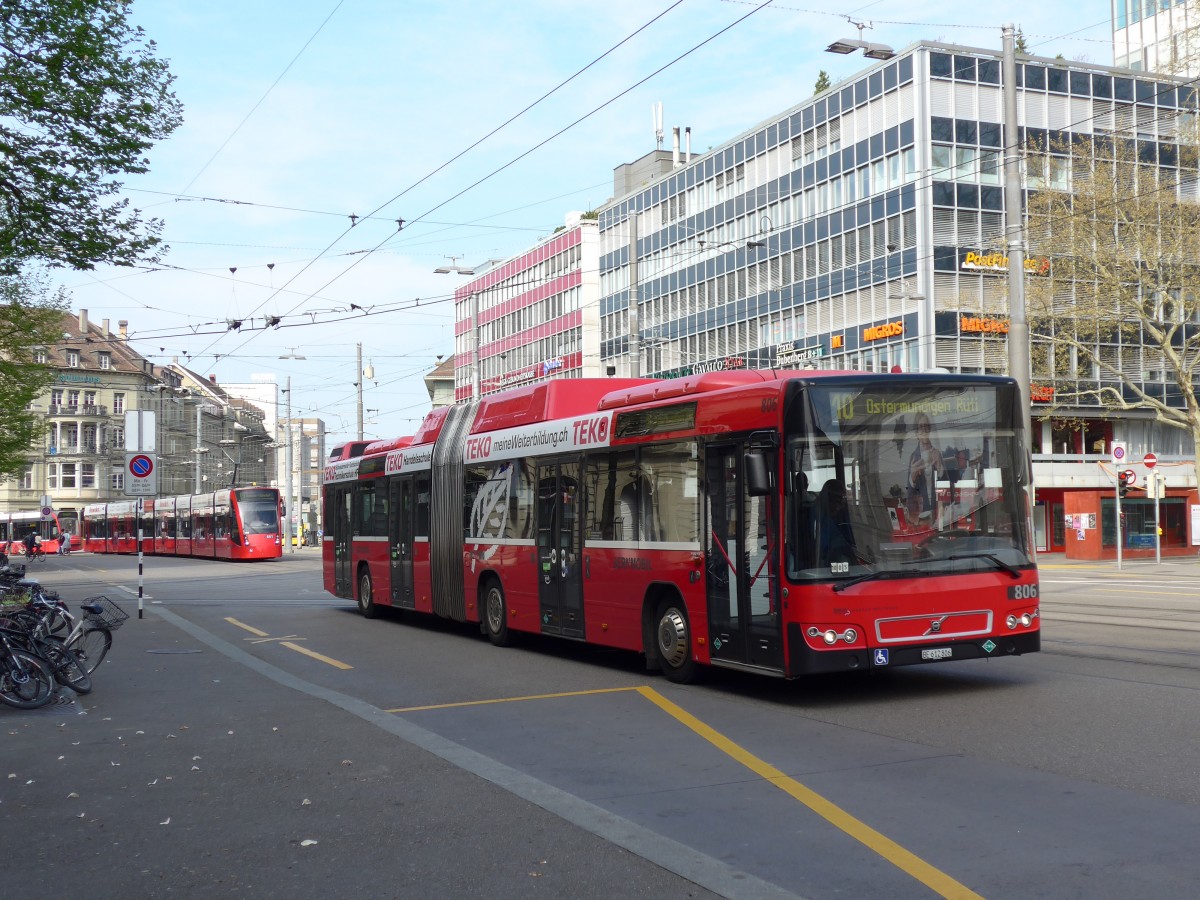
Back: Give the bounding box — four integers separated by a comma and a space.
1024, 124, 1200, 486
0, 269, 70, 480
1014, 28, 1029, 54
0, 0, 183, 274
814, 69, 831, 95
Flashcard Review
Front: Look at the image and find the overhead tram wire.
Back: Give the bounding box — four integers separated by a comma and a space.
185, 1, 690, 367
192, 2, 779, 369
129, 32, 1199, 352
178, 0, 348, 195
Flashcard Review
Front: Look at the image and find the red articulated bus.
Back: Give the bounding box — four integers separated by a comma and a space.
1, 509, 71, 555
80, 487, 284, 561
321, 370, 1039, 683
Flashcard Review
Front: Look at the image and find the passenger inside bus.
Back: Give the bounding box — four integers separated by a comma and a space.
817, 480, 856, 565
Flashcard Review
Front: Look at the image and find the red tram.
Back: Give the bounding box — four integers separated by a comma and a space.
1, 509, 71, 555
81, 487, 283, 561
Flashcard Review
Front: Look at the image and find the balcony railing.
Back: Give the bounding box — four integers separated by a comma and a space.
46, 404, 108, 417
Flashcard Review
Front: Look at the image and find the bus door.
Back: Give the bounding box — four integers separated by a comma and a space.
704, 441, 783, 672
330, 484, 353, 597
389, 477, 415, 608
535, 459, 584, 638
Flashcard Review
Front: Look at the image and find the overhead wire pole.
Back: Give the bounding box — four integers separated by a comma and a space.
628, 215, 640, 377
356, 342, 364, 440
1003, 24, 1033, 442
285, 375, 295, 555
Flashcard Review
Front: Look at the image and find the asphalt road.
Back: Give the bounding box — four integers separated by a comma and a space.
3, 549, 1200, 899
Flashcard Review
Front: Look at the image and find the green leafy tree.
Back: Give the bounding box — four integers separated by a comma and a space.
0, 269, 70, 479
814, 69, 831, 95
1015, 28, 1029, 54
0, 0, 183, 274
1025, 127, 1200, 486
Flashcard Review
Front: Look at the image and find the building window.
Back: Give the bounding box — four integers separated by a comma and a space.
81, 463, 96, 488
51, 389, 64, 408
66, 390, 80, 409
60, 463, 77, 488
34, 348, 47, 364
111, 472, 124, 491
66, 350, 80, 368
97, 352, 111, 370
113, 393, 125, 414
20, 466, 33, 490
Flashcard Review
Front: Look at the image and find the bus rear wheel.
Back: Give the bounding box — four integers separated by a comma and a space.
655, 598, 698, 684
357, 567, 378, 619
483, 579, 513, 647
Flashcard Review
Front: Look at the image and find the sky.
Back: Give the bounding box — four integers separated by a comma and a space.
55, 0, 1116, 445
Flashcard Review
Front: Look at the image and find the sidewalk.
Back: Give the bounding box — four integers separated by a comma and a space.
1037, 550, 1200, 574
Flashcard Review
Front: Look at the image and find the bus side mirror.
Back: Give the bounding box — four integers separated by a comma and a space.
745, 451, 772, 496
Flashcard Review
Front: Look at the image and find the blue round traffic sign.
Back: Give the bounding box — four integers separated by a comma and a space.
129, 454, 154, 477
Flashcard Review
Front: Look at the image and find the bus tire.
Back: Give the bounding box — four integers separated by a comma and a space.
655, 598, 698, 684
482, 578, 513, 647
357, 566, 378, 619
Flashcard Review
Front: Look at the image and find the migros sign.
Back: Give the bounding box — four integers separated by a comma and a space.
960, 315, 1009, 335
862, 321, 904, 342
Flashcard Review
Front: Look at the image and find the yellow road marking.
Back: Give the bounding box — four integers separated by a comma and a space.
248, 635, 303, 644
225, 617, 352, 669
226, 617, 269, 637
391, 683, 980, 898
636, 686, 983, 900
280, 641, 353, 670
387, 686, 638, 713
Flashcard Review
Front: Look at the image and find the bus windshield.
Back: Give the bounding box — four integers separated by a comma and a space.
237, 490, 280, 534
785, 380, 1034, 581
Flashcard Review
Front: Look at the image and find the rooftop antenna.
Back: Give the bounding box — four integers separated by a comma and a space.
653, 102, 664, 150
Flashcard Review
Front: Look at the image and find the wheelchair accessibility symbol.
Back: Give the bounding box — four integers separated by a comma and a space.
873, 648, 889, 666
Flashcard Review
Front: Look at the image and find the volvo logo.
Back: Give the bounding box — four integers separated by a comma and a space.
925, 615, 948, 636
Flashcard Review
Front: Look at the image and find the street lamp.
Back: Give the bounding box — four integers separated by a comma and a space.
825, 38, 895, 60
434, 259, 481, 400
825, 17, 895, 60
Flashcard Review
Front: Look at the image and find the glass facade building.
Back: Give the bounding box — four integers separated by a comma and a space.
591, 41, 1198, 552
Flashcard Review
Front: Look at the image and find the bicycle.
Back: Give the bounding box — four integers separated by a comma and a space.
0, 618, 91, 695
0, 629, 56, 709
1, 585, 125, 675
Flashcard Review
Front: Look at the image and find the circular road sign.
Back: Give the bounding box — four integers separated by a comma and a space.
41, 506, 52, 517
1112, 444, 1126, 462
129, 454, 154, 478
1144, 452, 1158, 469
1123, 469, 1138, 485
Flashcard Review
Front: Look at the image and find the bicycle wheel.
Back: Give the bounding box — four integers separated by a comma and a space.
42, 638, 92, 695
0, 648, 56, 708
72, 627, 112, 674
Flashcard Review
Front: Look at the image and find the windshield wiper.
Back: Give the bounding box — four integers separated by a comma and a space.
944, 552, 1021, 578
832, 566, 892, 592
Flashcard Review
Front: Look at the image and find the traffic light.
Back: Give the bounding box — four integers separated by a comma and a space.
1118, 479, 1129, 499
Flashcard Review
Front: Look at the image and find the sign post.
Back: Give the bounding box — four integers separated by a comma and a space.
1145, 454, 1161, 565
1111, 442, 1126, 569
124, 412, 157, 621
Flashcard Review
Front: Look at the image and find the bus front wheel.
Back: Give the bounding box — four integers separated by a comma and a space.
483, 579, 513, 647
655, 598, 697, 684
357, 567, 378, 619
